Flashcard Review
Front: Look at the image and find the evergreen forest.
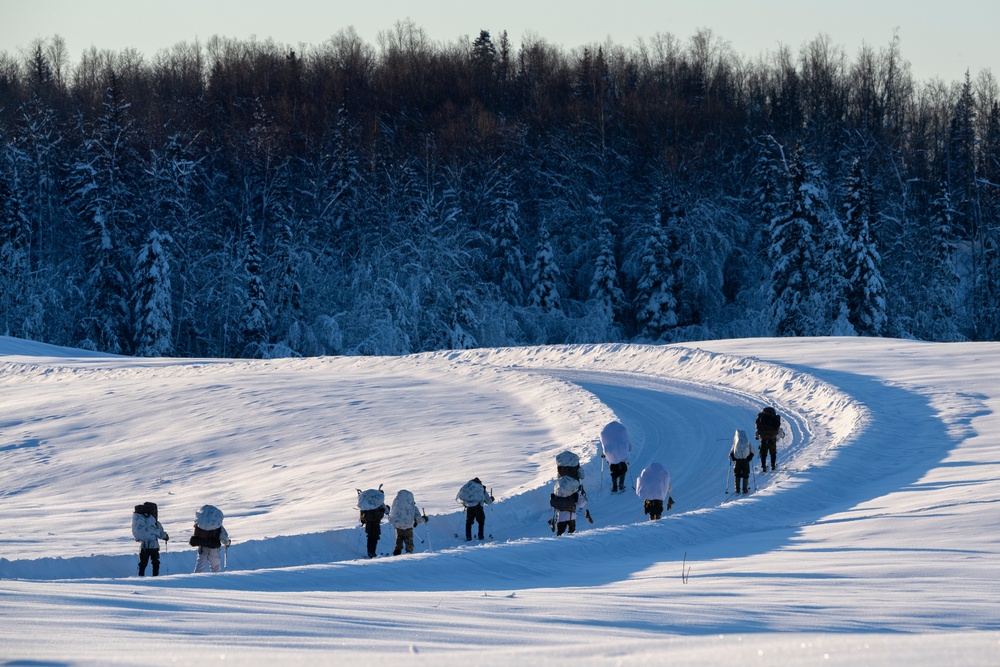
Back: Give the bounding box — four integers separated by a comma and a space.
2, 24, 999, 357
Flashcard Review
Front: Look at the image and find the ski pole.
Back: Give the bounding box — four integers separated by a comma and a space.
223, 544, 228, 571
600, 453, 605, 493
725, 461, 732, 494
751, 465, 757, 493
585, 509, 594, 524
421, 509, 433, 552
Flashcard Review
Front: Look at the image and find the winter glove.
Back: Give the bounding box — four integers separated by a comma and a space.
224, 539, 232, 547
164, 533, 169, 542
666, 497, 674, 511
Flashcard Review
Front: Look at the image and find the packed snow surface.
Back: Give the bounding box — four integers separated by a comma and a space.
1, 336, 998, 665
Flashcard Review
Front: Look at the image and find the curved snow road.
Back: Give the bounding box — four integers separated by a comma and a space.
0, 343, 961, 590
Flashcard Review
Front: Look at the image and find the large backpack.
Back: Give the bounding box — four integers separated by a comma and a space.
457, 479, 487, 507
555, 450, 584, 480
550, 475, 581, 511
731, 429, 752, 459
189, 525, 222, 549
388, 490, 419, 529
357, 487, 386, 511
600, 421, 631, 465
636, 463, 671, 501
194, 504, 224, 530
757, 407, 781, 438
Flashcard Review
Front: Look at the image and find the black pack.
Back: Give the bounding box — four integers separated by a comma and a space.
134, 501, 158, 519
757, 408, 781, 437
549, 492, 579, 511
189, 525, 222, 549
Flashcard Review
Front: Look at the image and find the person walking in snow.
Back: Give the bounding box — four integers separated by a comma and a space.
755, 406, 782, 472
358, 487, 390, 558
729, 429, 754, 494
388, 489, 429, 556
189, 504, 230, 573
131, 501, 168, 576
636, 462, 673, 520
600, 421, 632, 493
550, 476, 588, 535
456, 477, 493, 541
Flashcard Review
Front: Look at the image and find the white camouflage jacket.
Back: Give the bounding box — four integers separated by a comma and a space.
131, 513, 168, 550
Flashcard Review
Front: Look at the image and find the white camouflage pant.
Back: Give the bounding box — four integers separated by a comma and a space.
194, 547, 222, 573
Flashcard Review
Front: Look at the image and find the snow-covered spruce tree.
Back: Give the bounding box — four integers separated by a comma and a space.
769, 149, 824, 337
489, 186, 527, 306
842, 158, 887, 336
240, 227, 269, 357
752, 137, 790, 233
133, 230, 174, 357
0, 162, 32, 337
590, 225, 624, 316
270, 223, 304, 354
635, 215, 678, 340
913, 183, 963, 340
816, 192, 852, 336
529, 225, 562, 313
447, 288, 479, 350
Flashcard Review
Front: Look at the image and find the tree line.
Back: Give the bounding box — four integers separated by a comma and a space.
1, 23, 999, 357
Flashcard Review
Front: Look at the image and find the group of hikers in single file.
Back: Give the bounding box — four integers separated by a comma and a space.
131, 406, 783, 570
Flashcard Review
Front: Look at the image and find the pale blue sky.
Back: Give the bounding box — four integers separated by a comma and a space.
2, 0, 996, 84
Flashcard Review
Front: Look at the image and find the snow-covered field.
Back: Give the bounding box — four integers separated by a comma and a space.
1, 335, 998, 665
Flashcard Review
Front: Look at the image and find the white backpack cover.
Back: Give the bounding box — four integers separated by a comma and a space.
635, 463, 671, 501
555, 451, 580, 468
388, 490, 420, 529
555, 450, 585, 479
553, 476, 581, 498
731, 429, 751, 459
195, 504, 224, 530
358, 488, 386, 511
131, 512, 162, 545
600, 421, 631, 464
457, 479, 488, 507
